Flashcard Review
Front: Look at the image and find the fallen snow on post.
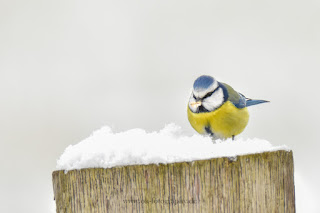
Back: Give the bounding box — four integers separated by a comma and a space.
57, 124, 290, 171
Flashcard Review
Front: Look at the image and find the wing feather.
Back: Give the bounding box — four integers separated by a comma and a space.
221, 83, 246, 108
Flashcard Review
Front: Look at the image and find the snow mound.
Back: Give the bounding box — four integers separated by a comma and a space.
56, 123, 290, 171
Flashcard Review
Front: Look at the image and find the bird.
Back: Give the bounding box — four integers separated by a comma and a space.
187, 75, 269, 140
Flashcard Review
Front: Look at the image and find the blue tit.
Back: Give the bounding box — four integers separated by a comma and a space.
187, 75, 269, 140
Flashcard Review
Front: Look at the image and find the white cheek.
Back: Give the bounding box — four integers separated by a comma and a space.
188, 95, 198, 112
202, 88, 224, 111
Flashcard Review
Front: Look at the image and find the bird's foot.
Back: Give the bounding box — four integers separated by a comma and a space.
211, 137, 217, 144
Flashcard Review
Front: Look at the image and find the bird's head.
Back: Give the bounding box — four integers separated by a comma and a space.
189, 75, 225, 113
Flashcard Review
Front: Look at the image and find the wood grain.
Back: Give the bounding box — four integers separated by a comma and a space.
52, 150, 295, 213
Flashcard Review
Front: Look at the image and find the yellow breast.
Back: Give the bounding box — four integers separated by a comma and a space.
187, 101, 249, 139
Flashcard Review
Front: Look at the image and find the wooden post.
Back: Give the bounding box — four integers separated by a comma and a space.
52, 150, 295, 213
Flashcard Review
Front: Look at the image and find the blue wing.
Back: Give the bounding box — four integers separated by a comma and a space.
221, 83, 246, 108
221, 83, 269, 108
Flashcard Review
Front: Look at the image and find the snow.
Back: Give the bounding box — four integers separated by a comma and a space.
56, 123, 290, 171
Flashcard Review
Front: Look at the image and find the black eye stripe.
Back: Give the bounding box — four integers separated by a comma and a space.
193, 86, 220, 101
202, 91, 214, 99
202, 86, 220, 100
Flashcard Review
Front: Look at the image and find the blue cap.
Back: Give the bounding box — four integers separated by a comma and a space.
193, 75, 215, 90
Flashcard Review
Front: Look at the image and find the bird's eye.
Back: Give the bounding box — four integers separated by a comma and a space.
202, 91, 214, 99
193, 94, 197, 99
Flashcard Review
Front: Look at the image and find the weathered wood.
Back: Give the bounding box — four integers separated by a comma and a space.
52, 150, 295, 213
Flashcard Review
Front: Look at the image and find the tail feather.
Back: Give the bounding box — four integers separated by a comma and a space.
246, 99, 269, 107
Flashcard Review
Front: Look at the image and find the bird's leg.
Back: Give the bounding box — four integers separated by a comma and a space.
211, 137, 217, 144
232, 135, 235, 141
205, 127, 217, 143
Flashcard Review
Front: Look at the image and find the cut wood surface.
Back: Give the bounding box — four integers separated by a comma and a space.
52, 150, 295, 213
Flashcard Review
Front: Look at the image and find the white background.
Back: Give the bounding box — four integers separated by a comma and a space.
1, 0, 319, 212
